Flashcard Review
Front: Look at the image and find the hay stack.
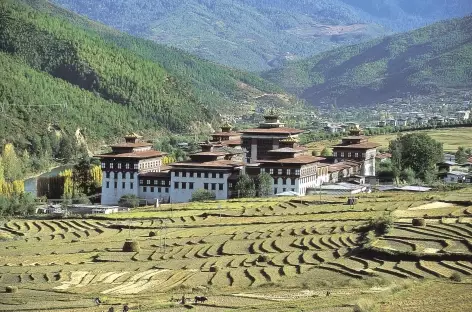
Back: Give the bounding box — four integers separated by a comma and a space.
6, 286, 18, 293
122, 239, 140, 252
412, 218, 426, 227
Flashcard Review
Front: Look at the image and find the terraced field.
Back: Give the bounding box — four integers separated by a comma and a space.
1, 190, 472, 311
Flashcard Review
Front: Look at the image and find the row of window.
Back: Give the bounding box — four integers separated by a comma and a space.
174, 171, 224, 179
140, 179, 169, 186
102, 162, 138, 170
173, 182, 225, 191
264, 168, 301, 176
106, 181, 134, 189
334, 152, 365, 158
105, 172, 135, 179
174, 182, 194, 190
300, 176, 317, 185
274, 178, 296, 186
143, 187, 169, 193
140, 160, 161, 170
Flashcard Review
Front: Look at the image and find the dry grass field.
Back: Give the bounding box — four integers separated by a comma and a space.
1, 189, 472, 311
307, 127, 472, 153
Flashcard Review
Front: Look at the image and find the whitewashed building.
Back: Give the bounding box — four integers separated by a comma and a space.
97, 134, 166, 205
97, 119, 379, 205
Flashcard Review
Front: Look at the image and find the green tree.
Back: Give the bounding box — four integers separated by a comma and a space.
118, 194, 140, 208
389, 133, 443, 181
256, 172, 272, 197
58, 136, 76, 162
400, 167, 416, 184
320, 147, 332, 156
455, 146, 468, 164
191, 189, 216, 202
235, 174, 256, 198
73, 157, 99, 196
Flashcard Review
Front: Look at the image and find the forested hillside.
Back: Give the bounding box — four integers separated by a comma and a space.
0, 0, 292, 176
264, 16, 472, 107
51, 0, 472, 71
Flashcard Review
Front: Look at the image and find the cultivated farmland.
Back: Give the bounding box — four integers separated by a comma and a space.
1, 190, 472, 311
306, 127, 472, 153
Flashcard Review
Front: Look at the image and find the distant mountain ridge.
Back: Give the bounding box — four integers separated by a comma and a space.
263, 15, 472, 107
50, 0, 472, 71
0, 0, 294, 158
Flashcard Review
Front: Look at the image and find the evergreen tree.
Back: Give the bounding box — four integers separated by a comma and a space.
58, 136, 76, 162
455, 146, 468, 164
235, 174, 256, 198
256, 172, 272, 197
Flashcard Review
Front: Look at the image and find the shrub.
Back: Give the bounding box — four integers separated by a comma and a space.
191, 189, 216, 202
360, 216, 394, 236
412, 218, 426, 227
353, 299, 377, 312
5, 286, 18, 293
149, 231, 157, 237
118, 194, 140, 208
122, 239, 140, 252
450, 272, 462, 282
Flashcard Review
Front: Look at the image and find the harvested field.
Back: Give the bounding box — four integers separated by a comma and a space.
1, 190, 472, 311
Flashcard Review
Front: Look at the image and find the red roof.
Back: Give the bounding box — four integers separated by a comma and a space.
96, 150, 166, 159
333, 142, 380, 149
328, 161, 362, 173
240, 127, 304, 135
110, 142, 152, 148
259, 156, 326, 165
170, 160, 244, 169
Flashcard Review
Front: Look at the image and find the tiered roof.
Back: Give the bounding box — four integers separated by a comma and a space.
97, 135, 166, 160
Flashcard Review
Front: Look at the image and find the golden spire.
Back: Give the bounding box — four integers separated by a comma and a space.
280, 135, 298, 144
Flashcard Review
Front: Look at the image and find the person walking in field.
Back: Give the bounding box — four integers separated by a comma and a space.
123, 304, 129, 312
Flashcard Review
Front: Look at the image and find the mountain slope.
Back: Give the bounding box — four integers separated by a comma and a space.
263, 16, 472, 107
50, 0, 472, 71
0, 0, 293, 160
